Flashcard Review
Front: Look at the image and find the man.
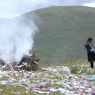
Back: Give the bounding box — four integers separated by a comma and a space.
85, 38, 95, 68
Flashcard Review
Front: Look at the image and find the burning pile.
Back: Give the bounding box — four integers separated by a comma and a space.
0, 54, 39, 71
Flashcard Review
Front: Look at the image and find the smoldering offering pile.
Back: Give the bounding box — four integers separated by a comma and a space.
0, 65, 95, 95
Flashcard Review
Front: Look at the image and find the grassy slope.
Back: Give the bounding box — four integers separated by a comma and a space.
25, 6, 95, 64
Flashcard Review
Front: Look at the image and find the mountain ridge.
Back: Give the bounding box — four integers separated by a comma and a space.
24, 6, 95, 64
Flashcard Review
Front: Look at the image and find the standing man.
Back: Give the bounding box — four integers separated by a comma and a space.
85, 38, 95, 68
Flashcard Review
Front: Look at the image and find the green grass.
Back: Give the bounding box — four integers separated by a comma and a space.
23, 6, 95, 64
0, 85, 62, 95
0, 85, 44, 95
0, 85, 27, 95
38, 58, 88, 68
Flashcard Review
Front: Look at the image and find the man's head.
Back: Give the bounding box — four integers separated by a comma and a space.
87, 37, 93, 44
87, 37, 93, 41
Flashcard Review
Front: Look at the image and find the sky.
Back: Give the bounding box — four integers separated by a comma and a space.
0, 0, 95, 18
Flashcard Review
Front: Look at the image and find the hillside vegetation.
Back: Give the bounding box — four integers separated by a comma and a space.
25, 6, 95, 64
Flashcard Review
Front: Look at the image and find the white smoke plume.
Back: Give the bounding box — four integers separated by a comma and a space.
0, 17, 37, 63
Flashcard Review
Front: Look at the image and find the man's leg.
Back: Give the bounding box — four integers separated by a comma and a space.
90, 61, 94, 68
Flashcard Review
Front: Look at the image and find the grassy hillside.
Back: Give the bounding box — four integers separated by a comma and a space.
24, 6, 95, 64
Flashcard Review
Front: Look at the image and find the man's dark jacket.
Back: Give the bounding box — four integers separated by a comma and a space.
85, 44, 95, 61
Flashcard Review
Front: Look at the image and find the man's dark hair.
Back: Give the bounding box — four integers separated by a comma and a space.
87, 37, 93, 41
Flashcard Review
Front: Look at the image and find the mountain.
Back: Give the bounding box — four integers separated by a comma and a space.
24, 6, 95, 64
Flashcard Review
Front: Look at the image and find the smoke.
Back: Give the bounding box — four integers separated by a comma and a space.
0, 17, 37, 63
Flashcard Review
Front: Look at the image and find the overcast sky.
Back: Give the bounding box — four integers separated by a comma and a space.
0, 0, 95, 18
